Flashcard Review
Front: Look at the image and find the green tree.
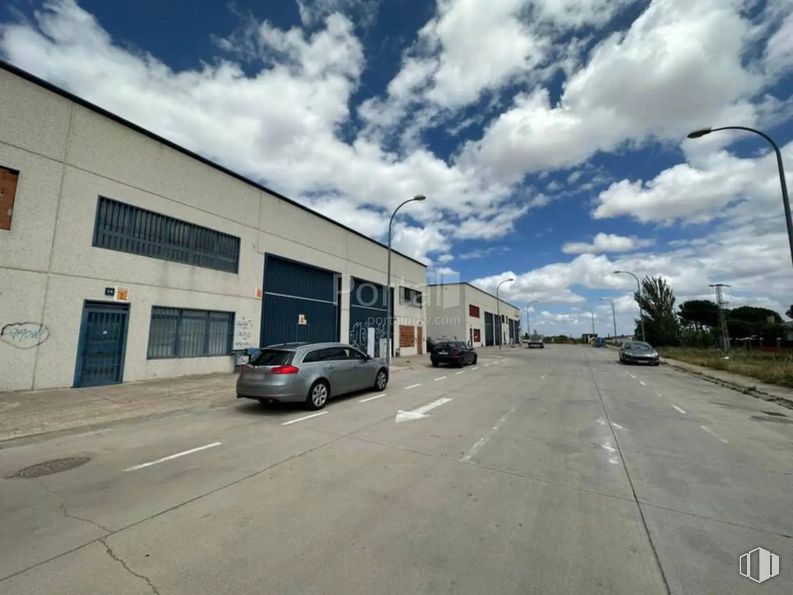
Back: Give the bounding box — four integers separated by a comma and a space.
678, 299, 719, 331
635, 276, 680, 346
728, 306, 782, 326
726, 306, 784, 342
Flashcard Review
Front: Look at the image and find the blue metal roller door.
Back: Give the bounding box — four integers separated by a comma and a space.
348, 277, 388, 357
484, 311, 494, 346
261, 255, 340, 346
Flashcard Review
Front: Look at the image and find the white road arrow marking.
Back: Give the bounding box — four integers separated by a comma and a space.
395, 397, 452, 423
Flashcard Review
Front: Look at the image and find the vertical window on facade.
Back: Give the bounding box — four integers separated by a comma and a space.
399, 287, 422, 307
0, 166, 19, 231
93, 197, 240, 273
469, 304, 480, 318
147, 307, 234, 359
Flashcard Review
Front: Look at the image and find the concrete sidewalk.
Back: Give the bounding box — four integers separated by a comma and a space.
662, 356, 793, 409
0, 373, 236, 444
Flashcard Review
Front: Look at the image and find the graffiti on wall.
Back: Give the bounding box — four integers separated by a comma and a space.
350, 316, 387, 356
233, 317, 255, 349
0, 322, 50, 349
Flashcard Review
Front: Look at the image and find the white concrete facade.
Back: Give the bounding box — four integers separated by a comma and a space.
0, 65, 426, 391
425, 283, 520, 348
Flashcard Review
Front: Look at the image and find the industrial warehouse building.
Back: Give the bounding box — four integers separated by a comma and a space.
426, 283, 521, 347
0, 62, 427, 391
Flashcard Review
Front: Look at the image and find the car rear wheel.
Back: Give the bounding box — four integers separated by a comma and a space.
456, 357, 464, 368
432, 360, 439, 367
472, 355, 478, 365
374, 368, 388, 390
306, 380, 329, 410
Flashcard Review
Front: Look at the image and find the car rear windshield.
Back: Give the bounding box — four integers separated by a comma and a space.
251, 349, 294, 366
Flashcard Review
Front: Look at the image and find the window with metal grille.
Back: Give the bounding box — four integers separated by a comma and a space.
399, 286, 422, 307
93, 197, 240, 273
0, 166, 19, 231
469, 304, 480, 318
147, 307, 234, 359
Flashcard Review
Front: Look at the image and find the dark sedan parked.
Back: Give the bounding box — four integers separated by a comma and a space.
431, 341, 478, 368
619, 341, 660, 365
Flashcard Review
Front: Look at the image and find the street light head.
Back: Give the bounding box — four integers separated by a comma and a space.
413, 194, 427, 201
614, 270, 625, 274
687, 127, 712, 139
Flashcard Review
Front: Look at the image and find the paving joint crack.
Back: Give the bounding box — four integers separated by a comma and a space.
101, 538, 160, 595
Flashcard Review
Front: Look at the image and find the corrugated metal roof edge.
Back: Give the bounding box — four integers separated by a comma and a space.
0, 60, 426, 268
426, 282, 520, 312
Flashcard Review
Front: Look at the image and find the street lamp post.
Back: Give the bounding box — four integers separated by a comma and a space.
614, 270, 646, 342
599, 298, 618, 340
386, 195, 426, 366
688, 126, 792, 268
496, 278, 515, 350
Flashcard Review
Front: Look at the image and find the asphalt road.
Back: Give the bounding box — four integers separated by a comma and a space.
1, 345, 791, 594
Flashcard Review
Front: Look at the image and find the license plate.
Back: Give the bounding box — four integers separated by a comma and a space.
438, 351, 447, 355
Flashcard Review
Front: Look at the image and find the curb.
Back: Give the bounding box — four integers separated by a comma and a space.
661, 358, 793, 410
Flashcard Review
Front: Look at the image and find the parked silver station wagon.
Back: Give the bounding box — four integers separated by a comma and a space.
236, 342, 389, 410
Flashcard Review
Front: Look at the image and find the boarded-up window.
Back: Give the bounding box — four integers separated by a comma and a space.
399, 324, 415, 348
0, 166, 19, 231
469, 304, 480, 318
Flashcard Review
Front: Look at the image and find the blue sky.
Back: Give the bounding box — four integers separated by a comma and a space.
2, 0, 792, 336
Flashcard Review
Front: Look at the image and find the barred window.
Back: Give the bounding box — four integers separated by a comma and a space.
93, 197, 240, 273
147, 307, 234, 359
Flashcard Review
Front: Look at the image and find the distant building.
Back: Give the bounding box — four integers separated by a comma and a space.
426, 283, 521, 347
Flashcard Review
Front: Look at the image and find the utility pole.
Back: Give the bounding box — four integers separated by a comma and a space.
710, 283, 731, 351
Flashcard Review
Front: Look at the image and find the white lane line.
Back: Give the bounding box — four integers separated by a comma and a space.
483, 363, 491, 367
656, 393, 664, 398
672, 405, 687, 415
282, 411, 328, 426
540, 373, 547, 380
455, 371, 465, 375
471, 366, 480, 371
434, 376, 447, 381
359, 393, 386, 403
628, 373, 636, 379
701, 425, 729, 444
460, 407, 516, 462
612, 422, 628, 431
405, 383, 422, 390
638, 380, 647, 386
124, 442, 222, 472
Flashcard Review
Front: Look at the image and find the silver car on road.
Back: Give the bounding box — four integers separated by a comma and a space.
236, 342, 389, 410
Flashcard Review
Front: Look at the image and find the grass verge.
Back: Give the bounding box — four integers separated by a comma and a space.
658, 347, 793, 389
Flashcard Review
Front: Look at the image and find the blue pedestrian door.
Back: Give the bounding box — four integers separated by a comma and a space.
75, 301, 129, 387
